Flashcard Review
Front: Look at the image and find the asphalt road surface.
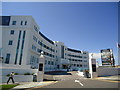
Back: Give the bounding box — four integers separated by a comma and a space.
41, 79, 119, 88
30, 72, 119, 89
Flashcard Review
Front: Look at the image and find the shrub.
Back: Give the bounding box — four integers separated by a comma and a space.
6, 74, 10, 77
14, 73, 18, 75
24, 73, 31, 75
32, 73, 34, 75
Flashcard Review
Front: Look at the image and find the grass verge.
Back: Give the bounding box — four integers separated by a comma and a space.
0, 84, 18, 90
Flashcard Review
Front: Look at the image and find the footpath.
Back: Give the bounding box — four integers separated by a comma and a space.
94, 75, 120, 82
12, 81, 57, 89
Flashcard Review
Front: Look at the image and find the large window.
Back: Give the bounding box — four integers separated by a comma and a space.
14, 31, 21, 64
8, 40, 13, 45
19, 31, 26, 65
68, 54, 82, 58
0, 16, 10, 26
61, 45, 64, 58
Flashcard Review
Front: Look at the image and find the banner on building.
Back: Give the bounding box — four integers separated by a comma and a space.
100, 49, 114, 66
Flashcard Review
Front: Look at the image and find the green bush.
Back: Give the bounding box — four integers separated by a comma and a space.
24, 73, 31, 75
32, 73, 34, 75
14, 73, 18, 75
6, 74, 10, 77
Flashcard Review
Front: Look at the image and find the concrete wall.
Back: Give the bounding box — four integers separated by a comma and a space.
1, 75, 33, 83
97, 67, 120, 76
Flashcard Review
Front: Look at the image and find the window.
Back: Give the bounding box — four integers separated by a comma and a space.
46, 46, 49, 49
92, 64, 96, 72
39, 63, 43, 71
84, 60, 87, 62
25, 21, 27, 25
14, 31, 21, 64
8, 40, 13, 45
61, 45, 64, 58
36, 58, 39, 63
21, 21, 23, 25
44, 44, 46, 48
80, 64, 82, 67
33, 36, 37, 42
19, 31, 26, 65
37, 48, 41, 53
34, 25, 38, 32
51, 61, 54, 65
10, 30, 14, 35
83, 52, 86, 54
32, 45, 36, 51
38, 41, 42, 45
5, 53, 10, 64
84, 56, 87, 59
53, 55, 54, 58
79, 60, 82, 62
12, 21, 16, 25
45, 60, 47, 65
48, 61, 50, 65
79, 56, 82, 58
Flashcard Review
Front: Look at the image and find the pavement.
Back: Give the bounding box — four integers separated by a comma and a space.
94, 75, 120, 82
11, 81, 57, 89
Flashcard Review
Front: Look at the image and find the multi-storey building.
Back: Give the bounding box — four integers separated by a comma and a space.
0, 16, 89, 72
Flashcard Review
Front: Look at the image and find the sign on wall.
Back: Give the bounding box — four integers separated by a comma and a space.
101, 49, 114, 66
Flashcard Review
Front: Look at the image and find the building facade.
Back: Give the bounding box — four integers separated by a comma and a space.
0, 16, 89, 72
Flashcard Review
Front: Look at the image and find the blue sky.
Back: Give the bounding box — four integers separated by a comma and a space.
2, 2, 118, 65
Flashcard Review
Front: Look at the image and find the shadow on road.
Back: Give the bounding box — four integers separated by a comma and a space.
44, 71, 72, 75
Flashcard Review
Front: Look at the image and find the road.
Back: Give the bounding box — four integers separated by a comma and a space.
29, 72, 119, 89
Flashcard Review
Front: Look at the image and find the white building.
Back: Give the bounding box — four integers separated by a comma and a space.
0, 16, 89, 72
